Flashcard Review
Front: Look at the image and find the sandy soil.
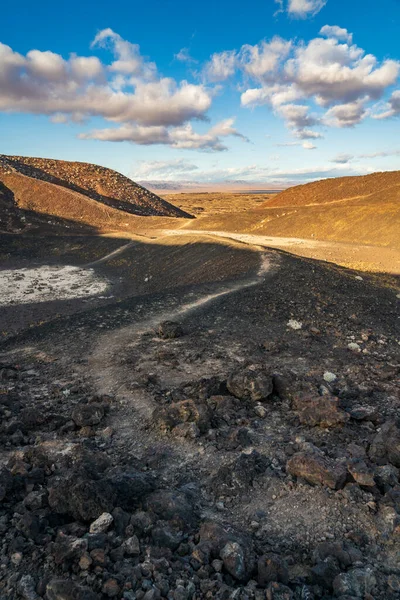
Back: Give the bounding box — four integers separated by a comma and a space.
160, 229, 400, 275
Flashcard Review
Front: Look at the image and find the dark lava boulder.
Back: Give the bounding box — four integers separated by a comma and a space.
311, 556, 341, 589
47, 579, 99, 600
107, 469, 156, 510
157, 321, 184, 339
0, 466, 13, 501
154, 399, 211, 434
212, 450, 269, 495
332, 567, 377, 598
146, 490, 197, 529
48, 475, 115, 521
72, 403, 105, 427
369, 421, 400, 467
258, 554, 289, 587
227, 368, 273, 402
151, 523, 184, 550
199, 521, 254, 581
313, 541, 362, 570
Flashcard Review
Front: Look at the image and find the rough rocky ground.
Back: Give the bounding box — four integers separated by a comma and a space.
0, 231, 399, 600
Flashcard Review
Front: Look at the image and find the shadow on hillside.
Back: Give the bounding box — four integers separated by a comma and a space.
3, 157, 193, 218
0, 233, 261, 343
0, 180, 101, 235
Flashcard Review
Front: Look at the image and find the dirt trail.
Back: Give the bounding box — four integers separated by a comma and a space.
86, 240, 136, 266
89, 248, 274, 407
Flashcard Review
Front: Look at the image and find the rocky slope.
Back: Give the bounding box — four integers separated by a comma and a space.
0, 234, 399, 600
0, 155, 192, 234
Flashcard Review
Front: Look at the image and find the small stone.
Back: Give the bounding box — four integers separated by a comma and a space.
287, 319, 302, 330
89, 512, 113, 534
72, 403, 105, 427
11, 552, 23, 566
102, 579, 120, 598
79, 552, 93, 570
348, 342, 361, 352
388, 574, 400, 591
374, 464, 399, 489
154, 399, 210, 434
266, 581, 293, 599
212, 559, 223, 572
157, 321, 184, 339
18, 575, 39, 600
255, 405, 268, 418
258, 554, 289, 586
123, 535, 140, 556
172, 422, 200, 439
355, 276, 363, 281
311, 557, 340, 589
173, 586, 188, 600
369, 421, 400, 467
90, 548, 106, 565
349, 405, 378, 422
220, 542, 247, 582
323, 372, 337, 383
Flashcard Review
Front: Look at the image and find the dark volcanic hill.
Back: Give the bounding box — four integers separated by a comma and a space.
0, 154, 192, 233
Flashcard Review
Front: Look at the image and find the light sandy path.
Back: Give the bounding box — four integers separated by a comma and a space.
164, 229, 330, 249
89, 249, 275, 405
162, 229, 400, 274
86, 241, 136, 266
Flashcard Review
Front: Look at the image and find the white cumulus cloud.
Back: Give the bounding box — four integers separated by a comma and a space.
373, 90, 400, 119
320, 25, 353, 44
80, 118, 246, 151
203, 50, 237, 82
275, 0, 327, 18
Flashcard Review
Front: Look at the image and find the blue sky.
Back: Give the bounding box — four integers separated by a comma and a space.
1, 0, 400, 188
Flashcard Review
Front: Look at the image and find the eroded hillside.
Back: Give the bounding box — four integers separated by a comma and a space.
0, 155, 192, 234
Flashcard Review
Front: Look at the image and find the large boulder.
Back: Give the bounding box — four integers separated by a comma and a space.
287, 452, 347, 490
295, 396, 349, 428
227, 368, 273, 402
369, 421, 400, 467
48, 475, 115, 521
